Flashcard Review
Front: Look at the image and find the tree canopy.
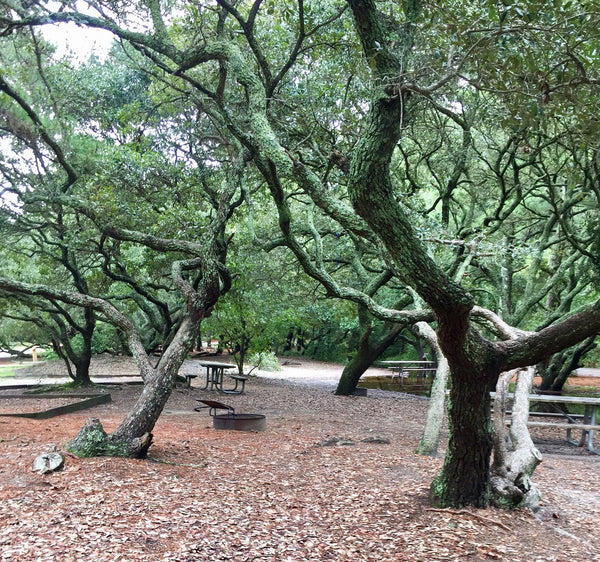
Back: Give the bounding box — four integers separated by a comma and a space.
0, 0, 599, 508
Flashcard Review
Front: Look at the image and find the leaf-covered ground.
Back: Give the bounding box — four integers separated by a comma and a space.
0, 357, 599, 561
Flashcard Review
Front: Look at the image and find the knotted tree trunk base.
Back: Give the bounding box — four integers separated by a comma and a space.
490, 462, 542, 511
490, 368, 542, 511
66, 417, 153, 459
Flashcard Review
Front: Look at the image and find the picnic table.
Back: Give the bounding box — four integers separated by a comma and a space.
380, 360, 437, 382
198, 361, 248, 394
497, 393, 600, 455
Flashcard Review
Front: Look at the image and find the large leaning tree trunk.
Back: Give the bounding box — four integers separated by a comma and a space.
1, 244, 230, 458
335, 303, 404, 396
65, 245, 228, 458
213, 0, 600, 509
67, 314, 201, 458
345, 0, 494, 507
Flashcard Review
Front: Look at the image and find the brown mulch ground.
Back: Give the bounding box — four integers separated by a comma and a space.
0, 357, 599, 561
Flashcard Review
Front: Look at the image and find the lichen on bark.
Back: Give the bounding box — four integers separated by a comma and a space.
66, 418, 153, 459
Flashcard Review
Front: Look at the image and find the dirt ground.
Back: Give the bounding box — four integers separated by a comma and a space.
0, 356, 599, 561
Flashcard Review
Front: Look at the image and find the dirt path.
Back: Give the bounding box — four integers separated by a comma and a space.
0, 354, 395, 388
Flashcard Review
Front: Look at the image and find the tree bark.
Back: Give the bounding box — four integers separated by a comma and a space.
66, 314, 200, 458
415, 322, 449, 457
430, 365, 496, 507
490, 368, 542, 510
346, 0, 491, 507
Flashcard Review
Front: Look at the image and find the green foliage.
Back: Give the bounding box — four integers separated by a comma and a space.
583, 346, 600, 368
0, 365, 26, 378
297, 302, 360, 362
248, 351, 281, 372
205, 255, 294, 369
0, 0, 597, 367
94, 324, 127, 354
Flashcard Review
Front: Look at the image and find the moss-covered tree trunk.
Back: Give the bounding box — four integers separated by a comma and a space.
335, 318, 403, 396
430, 366, 496, 507
345, 0, 492, 508
66, 316, 199, 458
538, 337, 596, 392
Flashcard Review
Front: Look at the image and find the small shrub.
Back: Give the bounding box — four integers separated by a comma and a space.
249, 351, 281, 372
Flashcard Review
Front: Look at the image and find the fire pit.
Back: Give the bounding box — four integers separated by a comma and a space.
195, 399, 266, 432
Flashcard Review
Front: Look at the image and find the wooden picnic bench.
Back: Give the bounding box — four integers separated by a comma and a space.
198, 361, 248, 394
226, 374, 249, 394
495, 393, 600, 455
380, 360, 437, 383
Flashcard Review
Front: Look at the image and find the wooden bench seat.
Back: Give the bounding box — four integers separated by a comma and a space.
183, 374, 198, 388
526, 421, 600, 431
504, 417, 600, 454
223, 374, 248, 394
